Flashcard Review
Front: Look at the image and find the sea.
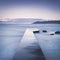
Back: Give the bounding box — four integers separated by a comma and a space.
0, 24, 60, 60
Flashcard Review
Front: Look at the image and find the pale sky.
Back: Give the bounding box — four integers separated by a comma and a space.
0, 0, 60, 20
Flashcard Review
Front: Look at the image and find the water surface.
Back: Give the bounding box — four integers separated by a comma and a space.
0, 24, 60, 60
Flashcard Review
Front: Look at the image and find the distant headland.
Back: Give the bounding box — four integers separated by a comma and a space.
33, 20, 60, 24
0, 18, 60, 24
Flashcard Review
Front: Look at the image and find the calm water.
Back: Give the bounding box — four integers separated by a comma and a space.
0, 24, 60, 60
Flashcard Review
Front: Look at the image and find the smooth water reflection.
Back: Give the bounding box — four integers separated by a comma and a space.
35, 32, 60, 60
0, 26, 25, 60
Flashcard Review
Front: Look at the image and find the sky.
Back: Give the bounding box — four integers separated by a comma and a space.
0, 0, 60, 20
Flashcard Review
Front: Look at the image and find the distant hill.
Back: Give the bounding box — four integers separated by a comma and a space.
0, 18, 60, 24
0, 18, 43, 24
33, 20, 60, 24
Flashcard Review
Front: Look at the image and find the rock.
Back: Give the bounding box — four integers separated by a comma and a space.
33, 31, 39, 33
42, 30, 47, 32
48, 32, 55, 35
55, 31, 60, 34
30, 28, 39, 33
50, 34, 54, 35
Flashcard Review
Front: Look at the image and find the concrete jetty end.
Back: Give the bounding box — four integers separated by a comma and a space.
13, 28, 45, 60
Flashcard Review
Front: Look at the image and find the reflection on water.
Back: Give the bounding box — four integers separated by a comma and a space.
0, 25, 25, 60
35, 32, 60, 60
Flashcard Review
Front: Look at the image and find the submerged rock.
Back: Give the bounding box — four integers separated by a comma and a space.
49, 32, 55, 35
50, 34, 54, 35
55, 31, 60, 34
42, 30, 47, 32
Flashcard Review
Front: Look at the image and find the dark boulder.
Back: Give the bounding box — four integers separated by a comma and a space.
50, 34, 54, 35
33, 31, 39, 33
42, 30, 47, 32
55, 31, 60, 34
